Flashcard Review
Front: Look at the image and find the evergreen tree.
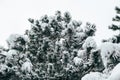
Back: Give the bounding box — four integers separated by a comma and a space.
108, 6, 120, 43
26, 11, 96, 63
25, 11, 97, 80
0, 11, 97, 80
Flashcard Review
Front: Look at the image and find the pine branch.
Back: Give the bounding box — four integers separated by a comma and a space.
115, 7, 120, 14
109, 24, 120, 31
112, 15, 120, 21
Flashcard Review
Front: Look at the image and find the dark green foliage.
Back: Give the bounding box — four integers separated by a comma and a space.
24, 11, 97, 80
0, 11, 98, 80
109, 24, 120, 30
109, 6, 120, 31
106, 6, 120, 43
116, 7, 120, 14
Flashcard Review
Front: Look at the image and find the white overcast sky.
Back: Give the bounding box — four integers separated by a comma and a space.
0, 0, 119, 48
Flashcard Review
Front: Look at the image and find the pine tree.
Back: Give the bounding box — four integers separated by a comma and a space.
108, 6, 120, 43
25, 11, 97, 79
26, 11, 96, 57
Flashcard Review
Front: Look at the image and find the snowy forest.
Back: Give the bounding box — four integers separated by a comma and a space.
0, 3, 120, 80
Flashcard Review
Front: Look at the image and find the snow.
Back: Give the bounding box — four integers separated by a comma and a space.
41, 23, 48, 31
82, 37, 97, 49
7, 49, 19, 58
76, 27, 83, 32
6, 34, 27, 49
7, 34, 20, 49
100, 42, 115, 56
73, 57, 83, 66
100, 42, 120, 68
59, 38, 65, 45
0, 50, 7, 57
80, 41, 120, 80
81, 72, 106, 80
75, 32, 86, 41
107, 63, 120, 80
47, 63, 55, 72
77, 50, 87, 60
61, 29, 67, 36
21, 58, 33, 73
22, 35, 29, 42
0, 64, 8, 74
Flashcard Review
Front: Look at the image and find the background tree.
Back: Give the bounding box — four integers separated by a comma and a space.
108, 6, 120, 43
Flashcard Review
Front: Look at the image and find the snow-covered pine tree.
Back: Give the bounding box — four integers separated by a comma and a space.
108, 6, 120, 43
25, 11, 97, 79
26, 11, 96, 61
